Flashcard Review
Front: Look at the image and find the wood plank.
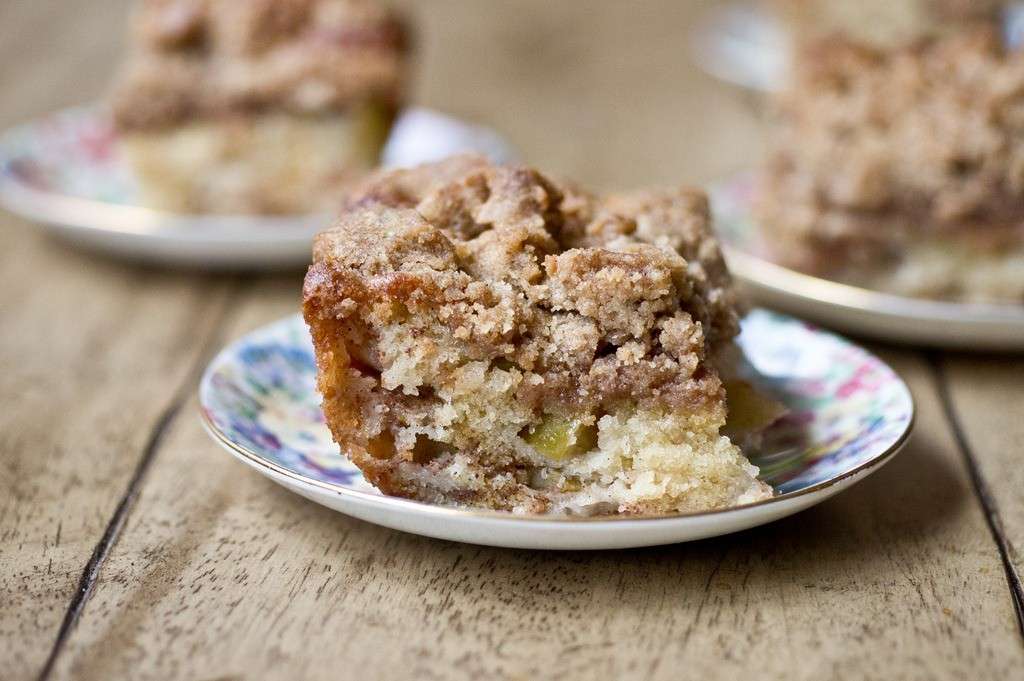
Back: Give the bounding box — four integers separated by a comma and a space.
938, 356, 1024, 621
47, 304, 1024, 680
0, 0, 130, 127
0, 225, 235, 679
390, 0, 765, 190
6, 1, 1022, 679
0, 2, 231, 678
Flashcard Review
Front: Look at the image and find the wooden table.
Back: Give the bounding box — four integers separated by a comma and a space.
3, 1, 1023, 679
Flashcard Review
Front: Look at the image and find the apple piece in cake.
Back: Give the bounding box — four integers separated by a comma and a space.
303, 156, 774, 515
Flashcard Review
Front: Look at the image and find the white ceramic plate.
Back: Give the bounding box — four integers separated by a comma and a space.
690, 2, 787, 92
198, 310, 914, 550
691, 2, 1024, 92
712, 176, 1024, 350
0, 106, 514, 268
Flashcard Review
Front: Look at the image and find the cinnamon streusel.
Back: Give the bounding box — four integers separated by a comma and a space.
110, 0, 408, 213
770, 0, 1003, 49
303, 156, 774, 515
758, 28, 1024, 303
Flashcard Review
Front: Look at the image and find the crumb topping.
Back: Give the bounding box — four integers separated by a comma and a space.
111, 0, 408, 130
759, 27, 1024, 274
771, 0, 1002, 48
306, 156, 738, 420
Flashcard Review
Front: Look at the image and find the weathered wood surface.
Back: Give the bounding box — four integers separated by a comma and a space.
939, 357, 1024, 604
1, 1, 1021, 680
395, 0, 766, 190
49, 343, 1024, 681
0, 2, 232, 677
0, 210, 235, 674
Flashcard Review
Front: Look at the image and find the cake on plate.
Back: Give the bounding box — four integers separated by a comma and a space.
110, 0, 408, 214
757, 28, 1024, 303
303, 156, 777, 515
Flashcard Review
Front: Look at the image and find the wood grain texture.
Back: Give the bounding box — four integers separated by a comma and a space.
0, 2, 225, 676
938, 357, 1024, 621
49, 341, 1024, 681
0, 228, 235, 677
390, 0, 765, 189
0, 0, 130, 128
1, 1, 1022, 679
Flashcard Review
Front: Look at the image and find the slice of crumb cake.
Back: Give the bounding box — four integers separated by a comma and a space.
757, 28, 1024, 303
303, 156, 773, 515
110, 0, 408, 214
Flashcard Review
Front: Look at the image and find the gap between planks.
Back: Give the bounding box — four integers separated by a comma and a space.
928, 353, 1024, 641
36, 281, 243, 681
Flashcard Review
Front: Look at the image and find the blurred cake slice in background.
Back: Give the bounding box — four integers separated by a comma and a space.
757, 27, 1024, 303
770, 0, 1004, 48
303, 156, 776, 516
110, 0, 408, 214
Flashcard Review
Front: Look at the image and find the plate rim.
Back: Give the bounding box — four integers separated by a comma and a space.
691, 1, 1024, 93
0, 103, 336, 241
0, 103, 514, 245
198, 312, 916, 526
723, 245, 1024, 327
709, 174, 1024, 348
688, 1, 784, 92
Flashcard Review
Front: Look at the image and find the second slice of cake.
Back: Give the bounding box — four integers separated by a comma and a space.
757, 28, 1024, 303
303, 156, 773, 515
111, 0, 408, 214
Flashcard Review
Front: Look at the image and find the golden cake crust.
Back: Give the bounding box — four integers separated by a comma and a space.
335, 156, 739, 343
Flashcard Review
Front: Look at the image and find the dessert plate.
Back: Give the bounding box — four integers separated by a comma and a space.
198, 309, 914, 550
689, 2, 787, 92
0, 106, 514, 268
690, 2, 1024, 92
712, 176, 1024, 350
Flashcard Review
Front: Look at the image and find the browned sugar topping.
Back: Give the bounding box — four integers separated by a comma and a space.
111, 0, 408, 130
772, 0, 1003, 47
758, 27, 1024, 272
305, 156, 739, 419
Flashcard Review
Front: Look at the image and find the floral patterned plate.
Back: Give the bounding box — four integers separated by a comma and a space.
711, 175, 1024, 351
0, 105, 513, 268
198, 310, 914, 550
